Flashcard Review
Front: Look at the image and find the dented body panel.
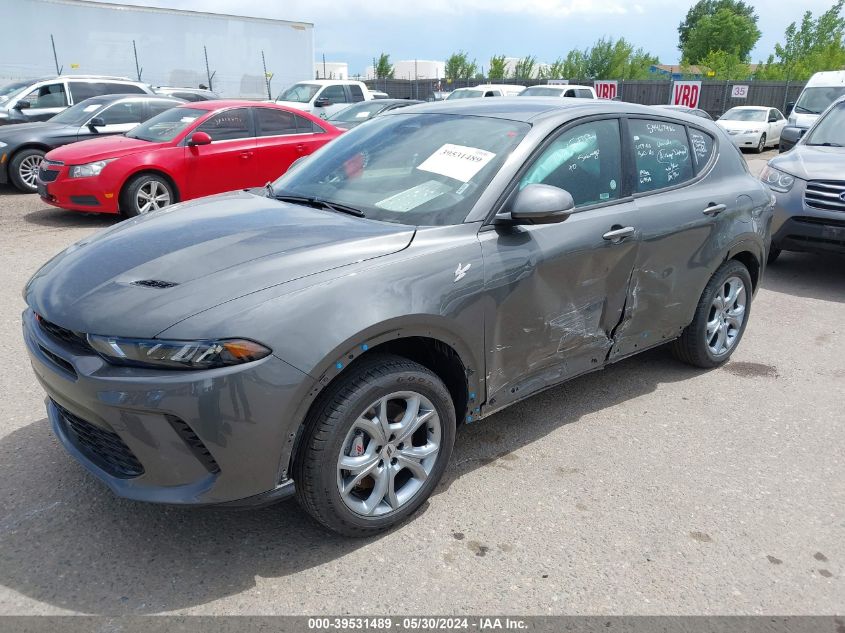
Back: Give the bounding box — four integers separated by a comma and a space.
22, 98, 771, 506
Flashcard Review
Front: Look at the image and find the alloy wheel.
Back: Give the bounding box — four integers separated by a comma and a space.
135, 180, 171, 214
706, 276, 746, 356
18, 155, 42, 189
337, 391, 441, 517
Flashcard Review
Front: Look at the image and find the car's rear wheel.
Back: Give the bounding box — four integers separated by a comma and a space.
294, 354, 456, 536
671, 260, 753, 368
120, 173, 175, 217
10, 149, 45, 193
756, 133, 767, 153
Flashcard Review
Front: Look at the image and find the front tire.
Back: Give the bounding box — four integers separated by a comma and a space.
756, 133, 767, 153
294, 354, 456, 537
9, 148, 45, 193
119, 173, 175, 217
671, 260, 753, 368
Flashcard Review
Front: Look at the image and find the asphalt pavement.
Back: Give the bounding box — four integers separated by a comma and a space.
0, 147, 842, 615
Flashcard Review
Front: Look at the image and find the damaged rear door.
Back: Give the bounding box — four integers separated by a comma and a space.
479, 117, 640, 411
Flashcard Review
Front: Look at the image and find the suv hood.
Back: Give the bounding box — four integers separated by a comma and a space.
45, 135, 161, 163
274, 100, 310, 111
0, 121, 71, 140
25, 190, 415, 338
769, 144, 845, 181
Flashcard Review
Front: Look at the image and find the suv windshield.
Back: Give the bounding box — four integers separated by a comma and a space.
805, 102, 845, 146
520, 87, 564, 97
126, 106, 205, 142
721, 109, 766, 122
329, 101, 388, 123
272, 113, 529, 226
0, 80, 31, 105
794, 86, 845, 114
446, 90, 483, 100
277, 83, 321, 103
50, 98, 110, 125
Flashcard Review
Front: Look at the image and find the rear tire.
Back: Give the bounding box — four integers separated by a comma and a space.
119, 173, 175, 218
9, 148, 45, 193
294, 354, 456, 537
671, 260, 753, 369
755, 133, 767, 153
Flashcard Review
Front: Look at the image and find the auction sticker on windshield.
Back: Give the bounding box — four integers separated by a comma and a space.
417, 144, 496, 182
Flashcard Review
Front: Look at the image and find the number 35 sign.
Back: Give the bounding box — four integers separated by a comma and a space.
731, 85, 749, 99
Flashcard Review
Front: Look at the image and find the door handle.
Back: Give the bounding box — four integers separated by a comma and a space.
702, 203, 726, 216
239, 151, 254, 159
296, 143, 306, 153
602, 226, 635, 243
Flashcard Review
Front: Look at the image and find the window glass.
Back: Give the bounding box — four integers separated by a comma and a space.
70, 82, 108, 102
197, 108, 252, 141
126, 106, 205, 142
564, 89, 576, 97
349, 85, 365, 102
576, 89, 593, 98
104, 82, 146, 95
173, 92, 202, 102
256, 108, 299, 136
147, 100, 178, 118
98, 101, 145, 125
629, 119, 694, 192
688, 128, 715, 169
20, 82, 67, 108
520, 118, 622, 208
321, 85, 348, 104
303, 118, 326, 133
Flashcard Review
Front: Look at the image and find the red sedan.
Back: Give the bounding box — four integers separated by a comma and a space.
37, 101, 342, 216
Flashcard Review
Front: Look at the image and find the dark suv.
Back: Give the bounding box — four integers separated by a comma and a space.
23, 99, 773, 535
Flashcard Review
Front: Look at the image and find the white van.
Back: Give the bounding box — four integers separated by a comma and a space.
275, 80, 373, 119
788, 71, 845, 129
446, 84, 526, 99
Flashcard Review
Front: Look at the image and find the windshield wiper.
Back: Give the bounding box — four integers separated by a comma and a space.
264, 181, 275, 197
806, 141, 844, 147
273, 194, 365, 218
793, 105, 819, 114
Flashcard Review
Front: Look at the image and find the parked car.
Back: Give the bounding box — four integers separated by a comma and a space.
654, 104, 713, 120
153, 86, 220, 102
328, 99, 422, 129
23, 98, 772, 535
762, 95, 845, 263
274, 80, 372, 119
0, 75, 153, 125
786, 70, 845, 130
36, 101, 341, 216
446, 84, 526, 99
716, 106, 786, 153
520, 84, 597, 99
0, 94, 183, 193
370, 90, 390, 99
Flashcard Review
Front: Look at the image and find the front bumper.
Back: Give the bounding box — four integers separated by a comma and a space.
726, 131, 764, 149
770, 180, 845, 255
37, 163, 121, 214
23, 308, 313, 505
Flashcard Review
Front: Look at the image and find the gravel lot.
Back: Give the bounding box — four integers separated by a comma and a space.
0, 148, 842, 615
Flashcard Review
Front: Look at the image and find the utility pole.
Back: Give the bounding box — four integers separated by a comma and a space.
261, 50, 272, 100
132, 40, 142, 81
50, 34, 62, 75
204, 45, 215, 92
322, 53, 327, 80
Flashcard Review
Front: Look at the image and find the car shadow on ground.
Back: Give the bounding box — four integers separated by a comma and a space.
0, 346, 704, 614
22, 206, 120, 230
763, 251, 845, 304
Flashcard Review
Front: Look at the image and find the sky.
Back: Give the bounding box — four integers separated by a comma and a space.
100, 0, 838, 74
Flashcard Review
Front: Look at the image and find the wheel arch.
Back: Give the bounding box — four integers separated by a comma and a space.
726, 242, 762, 292
118, 168, 181, 208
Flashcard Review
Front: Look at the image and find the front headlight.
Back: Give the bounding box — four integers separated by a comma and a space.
0, 141, 7, 148
87, 335, 272, 370
69, 159, 114, 178
760, 165, 796, 193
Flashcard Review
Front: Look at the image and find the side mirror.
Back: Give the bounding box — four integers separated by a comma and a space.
498, 183, 575, 225
786, 101, 795, 114
187, 131, 212, 146
314, 97, 331, 108
14, 100, 30, 111
780, 126, 806, 145
768, 115, 778, 122
88, 116, 105, 129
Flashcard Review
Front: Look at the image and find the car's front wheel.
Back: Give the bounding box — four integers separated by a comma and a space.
9, 148, 45, 193
756, 133, 767, 153
294, 354, 456, 536
671, 260, 753, 368
120, 173, 175, 217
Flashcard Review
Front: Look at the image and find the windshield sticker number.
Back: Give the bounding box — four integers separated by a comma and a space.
355, 111, 371, 118
417, 144, 496, 183
375, 180, 452, 212
83, 104, 100, 112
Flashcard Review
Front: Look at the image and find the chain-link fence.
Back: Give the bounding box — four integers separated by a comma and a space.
364, 78, 807, 118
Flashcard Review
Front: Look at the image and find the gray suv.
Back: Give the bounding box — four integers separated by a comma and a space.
23, 99, 773, 535
0, 75, 153, 125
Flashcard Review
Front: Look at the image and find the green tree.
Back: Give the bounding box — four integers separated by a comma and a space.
374, 53, 394, 79
488, 55, 507, 80
698, 50, 751, 79
755, 1, 845, 81
512, 55, 537, 79
444, 50, 477, 81
682, 7, 761, 63
678, 0, 758, 55
581, 37, 659, 80
540, 57, 567, 79
560, 50, 588, 80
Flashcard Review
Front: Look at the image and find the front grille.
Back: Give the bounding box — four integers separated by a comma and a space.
53, 401, 144, 478
38, 316, 93, 353
38, 167, 59, 183
167, 416, 221, 473
38, 345, 77, 377
805, 181, 845, 212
